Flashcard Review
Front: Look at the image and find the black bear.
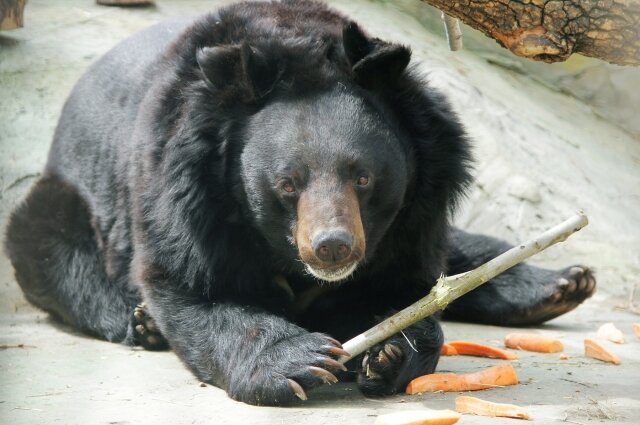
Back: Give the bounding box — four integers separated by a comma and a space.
5, 0, 595, 406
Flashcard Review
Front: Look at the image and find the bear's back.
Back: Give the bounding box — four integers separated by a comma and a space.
46, 17, 194, 203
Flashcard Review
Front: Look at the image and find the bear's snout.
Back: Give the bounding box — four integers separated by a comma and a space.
295, 184, 365, 282
311, 229, 353, 263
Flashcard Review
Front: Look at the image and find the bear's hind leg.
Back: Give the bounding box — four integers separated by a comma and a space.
443, 228, 596, 326
5, 176, 139, 343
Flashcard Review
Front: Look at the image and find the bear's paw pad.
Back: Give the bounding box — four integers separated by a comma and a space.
528, 265, 596, 324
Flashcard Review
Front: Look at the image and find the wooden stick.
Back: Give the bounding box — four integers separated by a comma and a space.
0, 0, 26, 31
442, 13, 463, 51
340, 211, 589, 363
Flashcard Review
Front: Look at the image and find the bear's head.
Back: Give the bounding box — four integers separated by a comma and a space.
191, 22, 470, 284
240, 86, 410, 282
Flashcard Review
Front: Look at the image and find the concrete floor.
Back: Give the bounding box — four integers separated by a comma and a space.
1, 1, 639, 424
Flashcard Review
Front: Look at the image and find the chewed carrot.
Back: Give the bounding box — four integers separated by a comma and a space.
584, 338, 621, 365
374, 409, 461, 425
406, 363, 518, 394
504, 333, 563, 353
597, 323, 625, 344
633, 323, 640, 338
447, 341, 518, 360
441, 343, 458, 356
455, 396, 531, 420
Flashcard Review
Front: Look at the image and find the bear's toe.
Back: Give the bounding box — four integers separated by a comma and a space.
131, 303, 169, 350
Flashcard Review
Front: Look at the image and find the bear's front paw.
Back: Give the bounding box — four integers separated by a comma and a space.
358, 318, 442, 397
357, 342, 406, 396
228, 332, 348, 406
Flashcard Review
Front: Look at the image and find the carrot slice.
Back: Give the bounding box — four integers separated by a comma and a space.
447, 341, 518, 360
596, 323, 625, 344
584, 338, 621, 365
441, 343, 458, 356
455, 395, 530, 420
504, 333, 563, 353
374, 410, 461, 425
632, 323, 640, 338
406, 363, 518, 394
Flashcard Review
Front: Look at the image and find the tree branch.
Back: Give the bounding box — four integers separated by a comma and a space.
339, 211, 589, 363
421, 0, 640, 65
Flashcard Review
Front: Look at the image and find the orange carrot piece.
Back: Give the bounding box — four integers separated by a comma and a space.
406, 363, 518, 394
455, 396, 531, 420
559, 353, 569, 360
596, 323, 625, 344
584, 338, 621, 365
633, 323, 640, 338
504, 333, 563, 353
374, 410, 461, 425
441, 343, 458, 356
447, 341, 518, 360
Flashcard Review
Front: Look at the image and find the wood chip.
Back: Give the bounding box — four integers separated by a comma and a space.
446, 341, 518, 360
406, 364, 518, 394
504, 333, 563, 353
584, 338, 621, 365
375, 410, 461, 425
597, 323, 625, 344
455, 395, 530, 420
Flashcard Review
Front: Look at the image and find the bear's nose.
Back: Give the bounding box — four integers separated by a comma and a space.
312, 230, 353, 264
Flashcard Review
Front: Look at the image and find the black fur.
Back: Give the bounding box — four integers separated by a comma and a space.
4, 0, 595, 406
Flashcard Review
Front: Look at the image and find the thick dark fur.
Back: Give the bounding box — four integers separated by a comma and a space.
4, 0, 595, 406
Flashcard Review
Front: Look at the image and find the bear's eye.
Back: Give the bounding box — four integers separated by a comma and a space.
356, 175, 369, 186
281, 182, 296, 193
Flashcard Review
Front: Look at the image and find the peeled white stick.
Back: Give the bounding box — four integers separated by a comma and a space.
339, 211, 589, 364
442, 13, 463, 51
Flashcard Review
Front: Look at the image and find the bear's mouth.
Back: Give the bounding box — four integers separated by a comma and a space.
305, 262, 358, 283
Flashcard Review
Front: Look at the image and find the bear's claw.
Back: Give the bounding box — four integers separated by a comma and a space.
309, 366, 339, 384
288, 379, 307, 400
319, 355, 348, 371
325, 336, 342, 347
384, 343, 402, 360
325, 345, 350, 357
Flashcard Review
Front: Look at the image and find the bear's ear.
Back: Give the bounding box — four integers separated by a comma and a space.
196, 42, 280, 100
342, 22, 411, 88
